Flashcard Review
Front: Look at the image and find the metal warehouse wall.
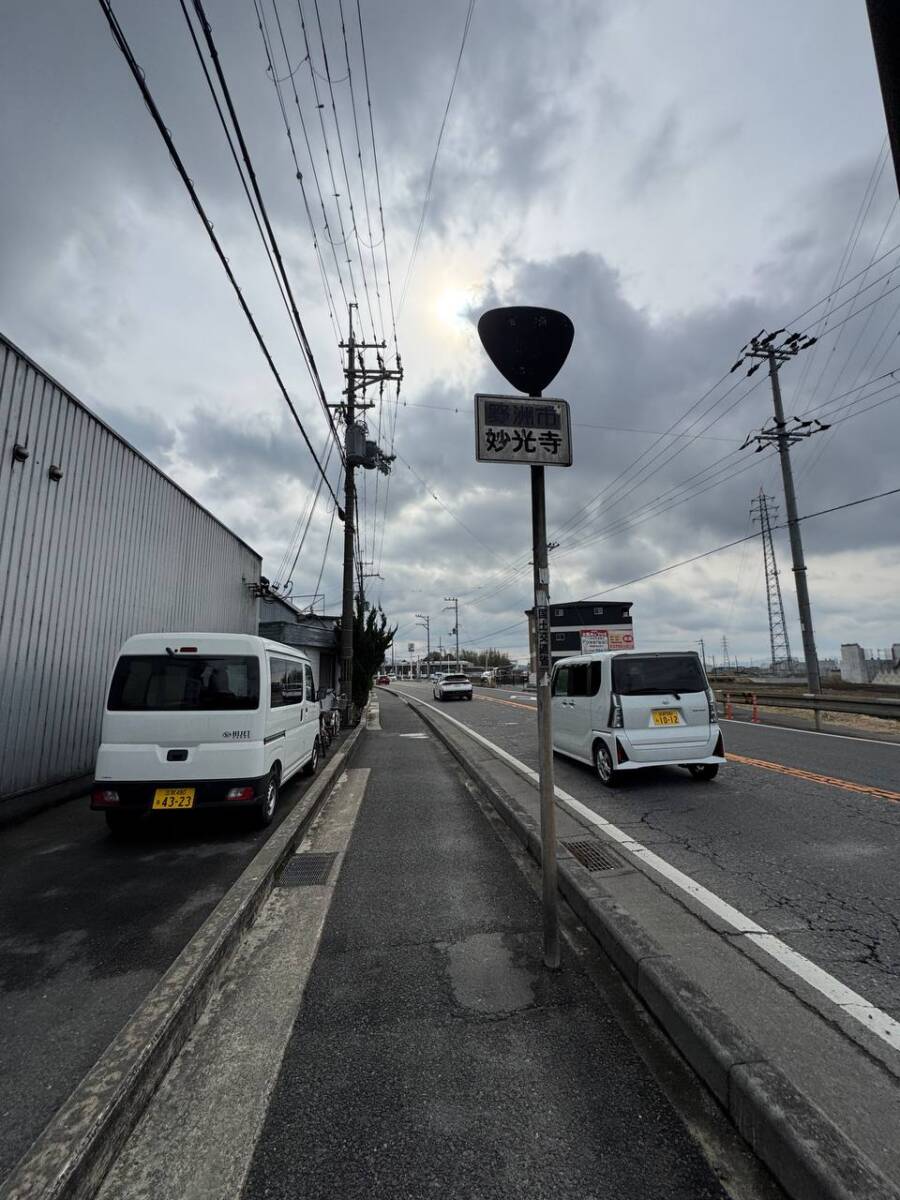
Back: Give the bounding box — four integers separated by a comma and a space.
0, 334, 262, 802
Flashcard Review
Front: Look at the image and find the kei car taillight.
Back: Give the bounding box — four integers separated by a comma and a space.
609, 695, 623, 729
706, 687, 718, 722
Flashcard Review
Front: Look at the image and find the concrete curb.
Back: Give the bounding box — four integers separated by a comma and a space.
404, 695, 900, 1200
0, 725, 365, 1200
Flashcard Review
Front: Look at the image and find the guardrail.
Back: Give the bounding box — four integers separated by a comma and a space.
713, 688, 900, 722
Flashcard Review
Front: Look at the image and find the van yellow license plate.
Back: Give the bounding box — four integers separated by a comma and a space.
651, 710, 680, 726
152, 787, 195, 810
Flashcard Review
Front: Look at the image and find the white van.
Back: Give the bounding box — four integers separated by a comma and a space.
91, 633, 321, 833
551, 650, 725, 785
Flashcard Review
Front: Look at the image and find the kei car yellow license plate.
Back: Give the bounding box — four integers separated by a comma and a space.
651, 710, 680, 726
152, 787, 195, 810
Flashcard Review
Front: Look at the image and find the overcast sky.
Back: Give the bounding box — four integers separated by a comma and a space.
2, 0, 897, 665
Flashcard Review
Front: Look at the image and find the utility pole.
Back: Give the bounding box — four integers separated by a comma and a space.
737, 330, 828, 704
697, 638, 707, 673
336, 303, 402, 723
415, 613, 431, 665
866, 0, 900, 197
444, 597, 460, 670
339, 305, 357, 725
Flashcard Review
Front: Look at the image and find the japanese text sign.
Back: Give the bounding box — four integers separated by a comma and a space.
474, 394, 572, 467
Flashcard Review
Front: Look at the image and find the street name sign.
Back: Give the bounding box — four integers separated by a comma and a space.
474, 394, 572, 467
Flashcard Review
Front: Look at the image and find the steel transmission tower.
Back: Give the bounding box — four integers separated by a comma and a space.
750, 491, 793, 674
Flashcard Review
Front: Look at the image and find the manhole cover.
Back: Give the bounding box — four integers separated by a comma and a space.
278, 852, 338, 887
564, 839, 623, 872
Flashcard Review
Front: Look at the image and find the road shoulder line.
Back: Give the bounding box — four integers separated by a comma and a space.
391, 687, 900, 1200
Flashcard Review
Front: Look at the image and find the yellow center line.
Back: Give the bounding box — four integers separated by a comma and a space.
475, 694, 536, 713
726, 752, 900, 803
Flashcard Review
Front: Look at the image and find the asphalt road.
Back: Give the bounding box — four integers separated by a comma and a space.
0, 752, 335, 1182
389, 682, 900, 1022
242, 694, 732, 1200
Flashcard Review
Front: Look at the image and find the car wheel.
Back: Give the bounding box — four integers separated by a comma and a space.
466, 694, 473, 701
105, 811, 142, 839
688, 764, 719, 781
301, 739, 320, 778
254, 768, 279, 828
594, 740, 619, 787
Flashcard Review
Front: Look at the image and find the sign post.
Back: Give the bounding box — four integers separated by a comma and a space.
476, 306, 574, 970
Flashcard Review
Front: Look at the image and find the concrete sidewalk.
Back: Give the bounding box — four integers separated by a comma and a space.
240, 695, 732, 1199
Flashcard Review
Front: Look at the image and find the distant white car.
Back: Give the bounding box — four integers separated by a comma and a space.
433, 673, 473, 701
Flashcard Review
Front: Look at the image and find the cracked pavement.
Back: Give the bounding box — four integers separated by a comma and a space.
393, 683, 900, 1021
242, 694, 731, 1200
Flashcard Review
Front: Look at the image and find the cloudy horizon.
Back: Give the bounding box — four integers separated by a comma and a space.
2, 0, 897, 667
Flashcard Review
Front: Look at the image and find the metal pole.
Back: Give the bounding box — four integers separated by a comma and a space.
455, 599, 460, 670
530, 460, 560, 970
340, 306, 356, 723
698, 638, 707, 673
866, 0, 900, 197
768, 349, 822, 700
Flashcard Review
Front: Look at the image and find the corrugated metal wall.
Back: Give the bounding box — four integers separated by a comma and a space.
0, 334, 262, 801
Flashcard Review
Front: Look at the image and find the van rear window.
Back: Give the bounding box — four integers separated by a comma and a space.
612, 655, 705, 696
108, 656, 260, 711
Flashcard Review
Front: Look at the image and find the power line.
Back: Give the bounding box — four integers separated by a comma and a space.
355, 0, 399, 354
251, 0, 342, 348
460, 483, 900, 646
96, 0, 340, 507
394, 398, 737, 440
339, 0, 384, 340
296, 0, 361, 313
309, 489, 340, 610
188, 0, 343, 460
394, 450, 499, 556
578, 484, 900, 601
180, 0, 307, 364
397, 0, 477, 315
262, 0, 351, 318
312, 0, 378, 341
273, 428, 334, 584
282, 437, 337, 591
793, 142, 889, 407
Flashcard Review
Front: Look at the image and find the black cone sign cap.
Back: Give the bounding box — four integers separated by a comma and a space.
477, 306, 574, 396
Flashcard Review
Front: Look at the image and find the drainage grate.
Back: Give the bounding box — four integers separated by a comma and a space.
278, 852, 338, 887
564, 839, 624, 872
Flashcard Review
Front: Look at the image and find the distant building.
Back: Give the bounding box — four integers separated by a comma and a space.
527, 600, 634, 683
259, 594, 340, 692
840, 642, 900, 686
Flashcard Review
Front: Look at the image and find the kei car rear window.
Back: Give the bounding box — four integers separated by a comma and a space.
108, 655, 260, 711
611, 655, 705, 696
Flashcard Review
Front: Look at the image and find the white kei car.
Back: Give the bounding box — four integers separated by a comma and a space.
433, 673, 473, 701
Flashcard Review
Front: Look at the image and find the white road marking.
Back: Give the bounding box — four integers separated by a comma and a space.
721, 717, 900, 748
392, 686, 900, 1055
398, 732, 429, 739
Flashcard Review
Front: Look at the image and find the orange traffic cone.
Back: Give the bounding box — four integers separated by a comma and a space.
751, 693, 760, 723
725, 692, 734, 719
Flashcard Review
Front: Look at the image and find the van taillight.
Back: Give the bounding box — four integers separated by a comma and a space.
706, 687, 718, 722
92, 788, 120, 807
226, 786, 255, 801
609, 694, 623, 729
